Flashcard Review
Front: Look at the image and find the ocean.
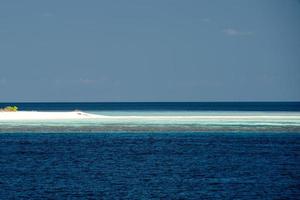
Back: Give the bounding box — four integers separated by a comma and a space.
0, 102, 300, 199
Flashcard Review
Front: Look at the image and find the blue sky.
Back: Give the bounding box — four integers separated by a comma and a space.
0, 0, 299, 102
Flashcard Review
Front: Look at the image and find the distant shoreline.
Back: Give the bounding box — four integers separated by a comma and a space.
1, 110, 300, 121
0, 111, 102, 121
1, 110, 300, 133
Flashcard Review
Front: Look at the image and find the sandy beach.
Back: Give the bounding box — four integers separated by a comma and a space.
0, 111, 103, 120
0, 111, 300, 121
0, 110, 299, 133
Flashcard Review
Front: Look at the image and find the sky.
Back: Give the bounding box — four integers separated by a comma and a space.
0, 0, 299, 102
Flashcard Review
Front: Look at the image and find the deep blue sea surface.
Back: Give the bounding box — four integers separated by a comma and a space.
1, 102, 300, 111
1, 132, 299, 199
0, 102, 300, 199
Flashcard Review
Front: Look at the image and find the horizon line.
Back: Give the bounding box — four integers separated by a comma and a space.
0, 101, 300, 103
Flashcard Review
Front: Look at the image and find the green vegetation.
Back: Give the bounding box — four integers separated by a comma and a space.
0, 106, 18, 112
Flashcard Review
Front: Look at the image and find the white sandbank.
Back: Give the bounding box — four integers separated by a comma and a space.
0, 111, 104, 120
0, 111, 300, 121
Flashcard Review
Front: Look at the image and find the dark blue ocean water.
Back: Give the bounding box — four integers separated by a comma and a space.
1, 102, 300, 111
0, 132, 299, 199
1, 102, 300, 199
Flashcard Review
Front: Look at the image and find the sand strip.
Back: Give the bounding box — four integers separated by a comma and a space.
0, 111, 104, 120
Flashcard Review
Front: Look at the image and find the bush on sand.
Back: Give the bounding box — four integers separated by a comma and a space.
0, 106, 18, 112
